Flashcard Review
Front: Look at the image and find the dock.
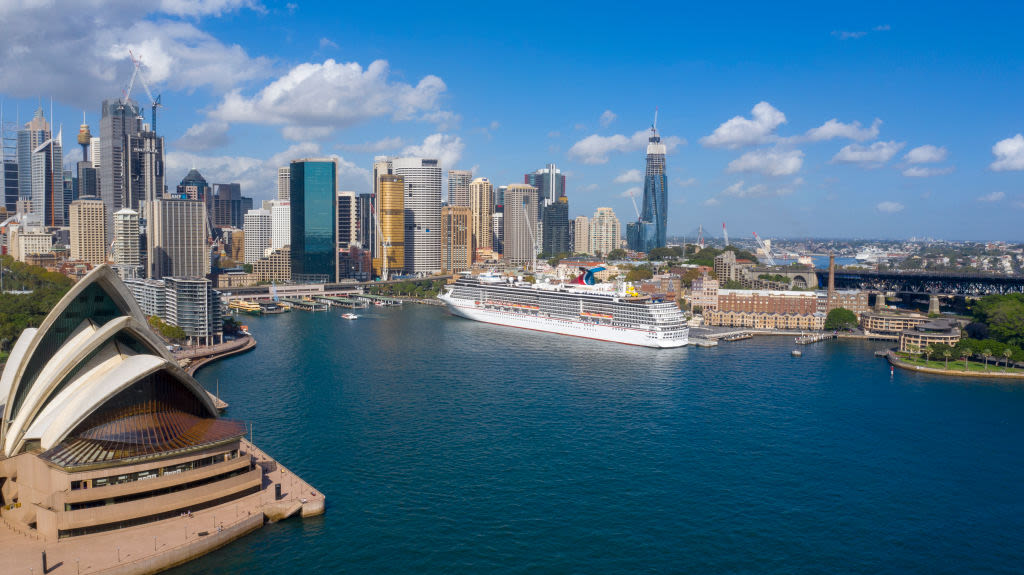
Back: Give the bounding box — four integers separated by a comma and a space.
355, 294, 404, 306
316, 296, 369, 309
279, 298, 329, 311
795, 333, 837, 345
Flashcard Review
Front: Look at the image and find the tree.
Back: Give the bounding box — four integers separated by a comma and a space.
971, 293, 1024, 347
242, 263, 253, 273
625, 268, 653, 282
1004, 348, 1014, 370
962, 347, 972, 370
982, 348, 992, 369
824, 308, 858, 331
648, 246, 683, 261
607, 248, 627, 261
924, 345, 934, 363
943, 349, 952, 369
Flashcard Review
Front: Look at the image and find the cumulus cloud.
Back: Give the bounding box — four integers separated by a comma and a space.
166, 142, 370, 200
318, 37, 338, 50
600, 110, 617, 127
990, 134, 1024, 171
401, 133, 465, 168
700, 102, 786, 149
703, 197, 720, 207
902, 166, 954, 177
978, 191, 1006, 202
876, 201, 904, 213
569, 130, 684, 164
803, 118, 881, 142
281, 126, 333, 141
614, 169, 643, 183
831, 141, 905, 166
0, 2, 269, 107
904, 144, 948, 164
718, 180, 797, 199
579, 183, 599, 192
176, 120, 230, 151
832, 25, 890, 40
675, 177, 697, 188
727, 148, 804, 176
210, 59, 448, 139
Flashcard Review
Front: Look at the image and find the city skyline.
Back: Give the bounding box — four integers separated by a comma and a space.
2, 2, 1024, 240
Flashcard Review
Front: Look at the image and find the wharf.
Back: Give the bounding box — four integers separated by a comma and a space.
0, 439, 324, 575
279, 298, 329, 311
795, 333, 837, 345
355, 294, 404, 306
316, 296, 369, 309
689, 338, 719, 347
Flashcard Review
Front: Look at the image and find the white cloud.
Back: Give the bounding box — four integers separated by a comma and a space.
281, 126, 333, 141
579, 183, 599, 192
902, 166, 954, 177
703, 197, 720, 207
727, 148, 804, 176
832, 30, 867, 40
876, 201, 904, 213
700, 101, 786, 149
489, 120, 500, 130
337, 137, 404, 153
614, 169, 643, 183
569, 130, 684, 164
978, 191, 1006, 202
600, 110, 617, 127
990, 134, 1024, 171
831, 141, 905, 166
158, 0, 263, 17
803, 118, 881, 142
211, 58, 448, 139
319, 37, 338, 50
905, 145, 948, 164
401, 133, 464, 168
675, 177, 697, 187
176, 120, 230, 151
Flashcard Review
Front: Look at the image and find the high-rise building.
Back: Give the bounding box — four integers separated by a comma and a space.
68, 198, 107, 266
627, 118, 668, 252
502, 184, 539, 267
573, 216, 590, 254
212, 183, 250, 229
17, 107, 49, 202
495, 185, 507, 209
372, 156, 392, 197
30, 132, 63, 227
128, 277, 224, 346
76, 161, 97, 199
290, 159, 338, 282
243, 208, 271, 264
1, 160, 17, 213
100, 98, 143, 238
148, 198, 209, 279
492, 212, 503, 255
524, 163, 565, 210
441, 206, 472, 274
112, 208, 141, 278
542, 196, 570, 256
590, 207, 621, 257
127, 129, 164, 210
176, 168, 210, 201
277, 166, 290, 200
356, 193, 375, 257
469, 177, 493, 257
269, 199, 290, 250
374, 174, 405, 278
447, 169, 471, 207
62, 168, 74, 225
89, 136, 101, 168
337, 191, 357, 250
392, 157, 442, 275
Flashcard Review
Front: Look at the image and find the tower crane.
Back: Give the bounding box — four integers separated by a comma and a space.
127, 50, 164, 131
752, 232, 777, 266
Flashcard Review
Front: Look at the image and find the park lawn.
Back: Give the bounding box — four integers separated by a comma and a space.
897, 353, 1024, 373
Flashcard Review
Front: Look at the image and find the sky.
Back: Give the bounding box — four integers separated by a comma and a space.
2, 1, 1024, 241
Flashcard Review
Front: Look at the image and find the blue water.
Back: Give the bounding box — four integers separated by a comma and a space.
173, 305, 1024, 574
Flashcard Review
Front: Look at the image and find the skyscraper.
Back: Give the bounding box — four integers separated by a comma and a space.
392, 157, 442, 275
75, 116, 98, 200
336, 191, 357, 250
573, 216, 590, 255
127, 129, 164, 210
100, 98, 143, 238
113, 208, 141, 279
277, 166, 290, 200
243, 208, 272, 264
524, 163, 565, 210
148, 198, 209, 279
469, 177, 493, 256
269, 199, 290, 250
627, 117, 668, 252
31, 132, 63, 227
503, 184, 539, 267
374, 174, 404, 279
356, 193, 375, 256
212, 183, 250, 229
590, 207, 621, 257
69, 198, 107, 266
441, 206, 472, 273
290, 159, 338, 282
492, 212, 504, 255
542, 196, 570, 256
447, 169, 471, 207
17, 107, 49, 202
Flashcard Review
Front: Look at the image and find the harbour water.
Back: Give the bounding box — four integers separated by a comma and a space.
178, 305, 1024, 573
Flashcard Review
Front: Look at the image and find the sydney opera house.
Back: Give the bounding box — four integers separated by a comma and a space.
0, 266, 282, 549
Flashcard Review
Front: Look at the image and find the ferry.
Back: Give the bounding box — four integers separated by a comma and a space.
438, 269, 688, 348
342, 313, 359, 320
228, 300, 262, 315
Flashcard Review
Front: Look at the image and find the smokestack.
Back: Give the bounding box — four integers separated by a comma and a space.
827, 251, 836, 309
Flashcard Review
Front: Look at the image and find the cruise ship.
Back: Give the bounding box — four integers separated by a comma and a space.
438, 269, 688, 348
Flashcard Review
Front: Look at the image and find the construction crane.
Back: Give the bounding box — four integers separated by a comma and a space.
722, 222, 729, 247
628, 189, 641, 219
128, 50, 164, 131
752, 232, 777, 266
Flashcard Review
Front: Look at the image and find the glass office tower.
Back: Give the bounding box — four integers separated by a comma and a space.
290, 159, 337, 282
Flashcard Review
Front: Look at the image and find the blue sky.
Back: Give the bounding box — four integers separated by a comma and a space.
2, 1, 1024, 240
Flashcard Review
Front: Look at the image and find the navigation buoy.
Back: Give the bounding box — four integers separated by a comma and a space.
890, 366, 895, 376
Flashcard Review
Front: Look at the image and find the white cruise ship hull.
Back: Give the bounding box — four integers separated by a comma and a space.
439, 294, 688, 349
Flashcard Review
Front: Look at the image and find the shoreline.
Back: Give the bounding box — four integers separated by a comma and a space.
886, 350, 1024, 380
177, 334, 258, 376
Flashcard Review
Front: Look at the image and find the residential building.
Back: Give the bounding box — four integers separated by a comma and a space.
448, 169, 472, 208
148, 198, 209, 279
573, 216, 590, 255
542, 196, 569, 256
290, 159, 337, 282
112, 208, 141, 279
469, 177, 493, 257
717, 289, 819, 315
690, 272, 720, 311
68, 198, 107, 266
253, 246, 292, 283
861, 312, 927, 337
163, 277, 223, 345
441, 206, 472, 273
269, 199, 290, 250
337, 191, 357, 249
243, 208, 271, 264
392, 157, 442, 275
502, 184, 539, 267
589, 207, 620, 257
374, 174, 405, 278
819, 289, 871, 317
704, 310, 826, 331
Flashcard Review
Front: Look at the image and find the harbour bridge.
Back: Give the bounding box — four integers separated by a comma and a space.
814, 269, 1024, 296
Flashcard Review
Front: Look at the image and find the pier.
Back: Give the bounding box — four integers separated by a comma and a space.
316, 296, 369, 309
795, 333, 837, 345
279, 298, 329, 311
356, 294, 404, 306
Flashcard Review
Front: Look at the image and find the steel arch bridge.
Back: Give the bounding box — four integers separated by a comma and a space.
814, 269, 1024, 296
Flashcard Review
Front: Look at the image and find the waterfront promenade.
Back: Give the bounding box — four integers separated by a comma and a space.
0, 439, 323, 575
887, 350, 1024, 380
175, 335, 256, 376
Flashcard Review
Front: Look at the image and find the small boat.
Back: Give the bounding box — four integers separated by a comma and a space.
791, 350, 802, 357
342, 313, 359, 320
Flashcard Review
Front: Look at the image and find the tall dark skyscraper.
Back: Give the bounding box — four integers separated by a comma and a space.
627, 116, 668, 252
356, 192, 376, 257
100, 98, 143, 238
290, 159, 338, 282
542, 196, 570, 256
524, 163, 565, 213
